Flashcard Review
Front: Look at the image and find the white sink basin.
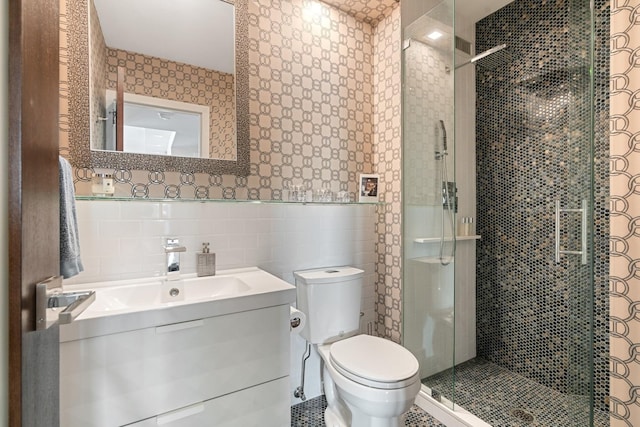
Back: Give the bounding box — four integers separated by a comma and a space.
60, 267, 296, 342
89, 275, 251, 312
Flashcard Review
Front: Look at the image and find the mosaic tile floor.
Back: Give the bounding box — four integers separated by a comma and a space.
423, 358, 609, 427
291, 395, 446, 427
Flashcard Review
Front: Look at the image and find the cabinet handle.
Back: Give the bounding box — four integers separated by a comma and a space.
155, 319, 204, 334
156, 402, 204, 425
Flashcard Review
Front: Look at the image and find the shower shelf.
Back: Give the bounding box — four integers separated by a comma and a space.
414, 235, 481, 243
412, 256, 455, 264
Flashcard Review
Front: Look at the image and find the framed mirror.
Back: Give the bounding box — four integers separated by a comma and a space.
67, 0, 250, 176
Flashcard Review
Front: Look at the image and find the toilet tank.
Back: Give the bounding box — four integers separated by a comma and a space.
294, 266, 364, 344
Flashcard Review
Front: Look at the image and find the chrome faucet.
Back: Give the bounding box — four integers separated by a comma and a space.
164, 238, 186, 280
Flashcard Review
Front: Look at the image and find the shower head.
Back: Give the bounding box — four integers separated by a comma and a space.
455, 44, 514, 70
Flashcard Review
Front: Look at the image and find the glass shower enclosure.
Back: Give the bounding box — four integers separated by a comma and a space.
402, 0, 458, 407
401, 0, 596, 425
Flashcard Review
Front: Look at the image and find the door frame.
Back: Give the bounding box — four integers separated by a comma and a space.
8, 0, 61, 425
2, 0, 8, 422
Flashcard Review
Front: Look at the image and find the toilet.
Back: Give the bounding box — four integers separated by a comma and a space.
294, 267, 421, 427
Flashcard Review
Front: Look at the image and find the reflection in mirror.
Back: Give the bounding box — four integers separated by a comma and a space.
68, 0, 250, 176
103, 91, 210, 158
91, 0, 235, 160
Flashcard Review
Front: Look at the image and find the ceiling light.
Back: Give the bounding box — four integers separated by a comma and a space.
427, 31, 443, 40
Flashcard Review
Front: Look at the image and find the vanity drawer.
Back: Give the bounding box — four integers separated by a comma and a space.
61, 305, 290, 427
127, 377, 290, 427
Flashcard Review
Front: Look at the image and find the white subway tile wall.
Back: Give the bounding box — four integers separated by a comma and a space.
65, 200, 378, 330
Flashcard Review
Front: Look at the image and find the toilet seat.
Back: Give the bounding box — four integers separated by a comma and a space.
329, 335, 419, 390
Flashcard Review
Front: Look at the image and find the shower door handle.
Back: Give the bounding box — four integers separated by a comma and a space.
554, 200, 587, 265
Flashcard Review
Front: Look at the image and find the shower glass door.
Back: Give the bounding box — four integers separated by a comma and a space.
474, 0, 595, 424
561, 1, 595, 423
402, 0, 596, 425
401, 0, 457, 408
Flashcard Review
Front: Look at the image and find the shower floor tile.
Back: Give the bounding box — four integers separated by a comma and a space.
291, 395, 446, 426
423, 358, 609, 427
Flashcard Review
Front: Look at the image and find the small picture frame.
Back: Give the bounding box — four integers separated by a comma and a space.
358, 174, 379, 203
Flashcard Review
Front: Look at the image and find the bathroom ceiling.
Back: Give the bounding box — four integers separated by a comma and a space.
320, 0, 514, 27
320, 0, 399, 26
456, 0, 514, 23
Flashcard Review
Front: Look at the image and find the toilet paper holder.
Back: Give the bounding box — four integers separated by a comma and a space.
289, 306, 306, 333
291, 316, 302, 328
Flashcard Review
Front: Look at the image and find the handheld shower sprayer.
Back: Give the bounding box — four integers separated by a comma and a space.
436, 119, 456, 266
439, 120, 448, 153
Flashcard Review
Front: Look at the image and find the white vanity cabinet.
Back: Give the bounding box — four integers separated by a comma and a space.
127, 378, 289, 427
60, 304, 291, 427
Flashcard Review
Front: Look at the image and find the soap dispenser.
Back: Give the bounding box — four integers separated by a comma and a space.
196, 243, 216, 277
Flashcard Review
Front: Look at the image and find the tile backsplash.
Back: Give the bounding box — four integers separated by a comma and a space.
65, 200, 377, 323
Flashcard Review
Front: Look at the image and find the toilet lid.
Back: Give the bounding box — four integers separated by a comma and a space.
329, 335, 419, 389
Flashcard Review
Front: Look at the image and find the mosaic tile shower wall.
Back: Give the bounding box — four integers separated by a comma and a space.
593, 0, 611, 418
610, 2, 640, 425
372, 4, 402, 341
475, 0, 609, 414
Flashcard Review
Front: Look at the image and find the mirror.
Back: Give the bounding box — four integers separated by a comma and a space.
92, 0, 233, 159
67, 0, 250, 175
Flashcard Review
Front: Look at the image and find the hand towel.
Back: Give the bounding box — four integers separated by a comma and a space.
59, 156, 84, 278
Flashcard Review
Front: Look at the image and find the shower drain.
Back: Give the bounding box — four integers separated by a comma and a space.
509, 408, 535, 424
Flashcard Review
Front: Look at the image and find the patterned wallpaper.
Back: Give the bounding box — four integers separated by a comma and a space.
61, 0, 379, 199
59, 0, 70, 154
372, 3, 402, 342
610, 2, 640, 425
243, 0, 375, 198
105, 48, 236, 161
